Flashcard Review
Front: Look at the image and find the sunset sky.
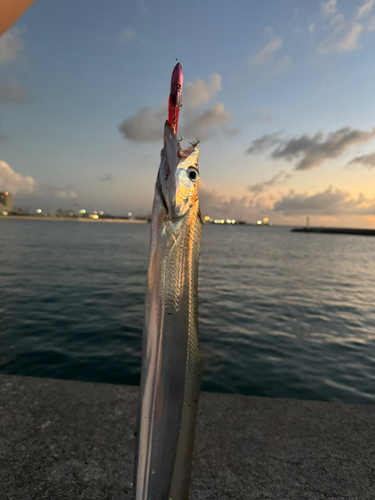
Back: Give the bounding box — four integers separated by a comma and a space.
1, 0, 375, 226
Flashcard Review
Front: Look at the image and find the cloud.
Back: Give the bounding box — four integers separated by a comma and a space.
0, 159, 78, 211
121, 27, 135, 42
320, 0, 337, 17
183, 73, 221, 110
99, 173, 114, 182
268, 55, 291, 75
247, 127, 375, 171
251, 108, 273, 122
14, 183, 78, 211
249, 37, 283, 66
358, 0, 374, 19
274, 186, 375, 216
183, 102, 237, 140
0, 130, 6, 141
246, 132, 282, 155
318, 0, 374, 54
53, 186, 77, 198
369, 16, 375, 30
0, 78, 31, 103
0, 159, 36, 194
273, 127, 375, 170
308, 23, 316, 33
119, 103, 166, 142
248, 170, 292, 194
347, 152, 375, 168
319, 21, 363, 53
0, 28, 23, 66
199, 182, 375, 222
249, 33, 291, 76
120, 73, 236, 142
181, 74, 236, 139
199, 185, 272, 221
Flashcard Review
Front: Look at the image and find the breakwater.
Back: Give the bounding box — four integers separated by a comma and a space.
292, 226, 375, 236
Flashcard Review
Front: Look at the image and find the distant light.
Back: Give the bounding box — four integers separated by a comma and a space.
99, 211, 104, 215
89, 214, 99, 219
257, 220, 262, 225
80, 209, 86, 214
93, 211, 97, 215
1, 211, 8, 216
226, 219, 231, 224
221, 219, 225, 224
203, 216, 210, 221
4, 192, 8, 196
262, 217, 269, 223
128, 212, 132, 217
214, 219, 218, 224
36, 209, 42, 214
232, 219, 236, 224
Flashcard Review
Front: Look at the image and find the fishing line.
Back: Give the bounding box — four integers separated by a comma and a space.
173, 0, 182, 61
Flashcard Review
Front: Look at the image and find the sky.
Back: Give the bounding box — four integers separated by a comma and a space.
2, 0, 375, 226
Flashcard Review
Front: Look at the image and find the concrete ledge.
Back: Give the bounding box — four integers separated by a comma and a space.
0, 375, 374, 499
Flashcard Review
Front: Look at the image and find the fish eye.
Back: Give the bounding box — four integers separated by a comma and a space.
187, 167, 199, 182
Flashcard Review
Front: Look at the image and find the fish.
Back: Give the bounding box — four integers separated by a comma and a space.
134, 119, 202, 500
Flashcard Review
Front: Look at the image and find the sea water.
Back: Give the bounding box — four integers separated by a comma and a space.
0, 219, 374, 404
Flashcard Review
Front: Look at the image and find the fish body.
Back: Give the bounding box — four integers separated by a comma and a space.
134, 121, 202, 500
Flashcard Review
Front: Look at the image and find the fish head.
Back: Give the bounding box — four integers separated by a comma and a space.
158, 121, 200, 221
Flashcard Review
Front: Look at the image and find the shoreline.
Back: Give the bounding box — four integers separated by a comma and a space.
0, 215, 148, 223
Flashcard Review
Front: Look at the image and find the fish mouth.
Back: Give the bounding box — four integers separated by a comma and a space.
156, 175, 169, 214
157, 176, 191, 222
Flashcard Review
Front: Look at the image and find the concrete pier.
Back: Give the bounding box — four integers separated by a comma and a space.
0, 374, 374, 499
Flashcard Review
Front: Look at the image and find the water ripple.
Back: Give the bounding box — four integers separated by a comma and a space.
0, 220, 374, 404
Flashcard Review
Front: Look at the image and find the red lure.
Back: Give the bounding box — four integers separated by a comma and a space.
168, 62, 183, 135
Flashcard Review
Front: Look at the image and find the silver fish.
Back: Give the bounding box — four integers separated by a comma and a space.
134, 120, 202, 500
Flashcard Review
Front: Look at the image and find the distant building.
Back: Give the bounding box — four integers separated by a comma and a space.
0, 192, 14, 212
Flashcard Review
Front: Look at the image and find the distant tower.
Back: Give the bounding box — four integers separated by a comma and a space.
306, 216, 310, 228
0, 192, 14, 212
